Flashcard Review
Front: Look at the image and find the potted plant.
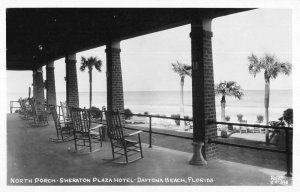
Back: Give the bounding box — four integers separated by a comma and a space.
257, 114, 264, 124
90, 106, 102, 120
225, 115, 233, 131
237, 114, 243, 123
221, 115, 231, 138
237, 114, 246, 133
256, 114, 264, 133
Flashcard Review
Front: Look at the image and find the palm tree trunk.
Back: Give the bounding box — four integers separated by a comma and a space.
180, 77, 184, 128
221, 95, 226, 122
89, 70, 92, 110
265, 79, 270, 144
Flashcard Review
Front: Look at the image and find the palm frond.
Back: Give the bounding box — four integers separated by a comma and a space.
248, 53, 261, 77
278, 62, 292, 76
261, 54, 292, 79
215, 81, 244, 100
80, 56, 103, 73
171, 61, 192, 78
80, 65, 86, 71
94, 60, 102, 72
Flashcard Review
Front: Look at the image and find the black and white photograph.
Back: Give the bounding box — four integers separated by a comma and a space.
1, 0, 300, 191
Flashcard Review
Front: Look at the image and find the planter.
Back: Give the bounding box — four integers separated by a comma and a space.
221, 125, 228, 138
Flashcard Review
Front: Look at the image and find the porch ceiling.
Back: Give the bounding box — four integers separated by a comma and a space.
6, 8, 251, 70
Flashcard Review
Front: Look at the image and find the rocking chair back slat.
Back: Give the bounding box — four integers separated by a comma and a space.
49, 105, 61, 129
60, 101, 71, 123
29, 99, 37, 117
106, 110, 124, 140
70, 107, 90, 133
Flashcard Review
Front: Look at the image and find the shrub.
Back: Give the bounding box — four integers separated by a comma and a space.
171, 114, 180, 125
124, 108, 134, 120
269, 121, 284, 127
256, 115, 264, 123
283, 108, 293, 125
154, 114, 166, 117
184, 115, 191, 125
237, 114, 243, 123
225, 116, 231, 121
144, 111, 149, 115
90, 106, 102, 119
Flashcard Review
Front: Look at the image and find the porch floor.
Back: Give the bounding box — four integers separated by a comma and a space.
7, 114, 292, 186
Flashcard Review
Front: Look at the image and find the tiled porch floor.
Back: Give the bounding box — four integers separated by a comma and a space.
7, 114, 292, 186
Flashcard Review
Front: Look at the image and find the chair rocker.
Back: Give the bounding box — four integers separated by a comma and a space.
69, 107, 103, 153
105, 109, 143, 163
49, 105, 73, 142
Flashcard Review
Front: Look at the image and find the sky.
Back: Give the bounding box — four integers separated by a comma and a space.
6, 8, 292, 93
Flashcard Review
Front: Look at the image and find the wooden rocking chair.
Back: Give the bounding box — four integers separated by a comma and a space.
28, 99, 49, 126
18, 98, 34, 120
105, 109, 143, 163
69, 107, 103, 153
49, 105, 73, 142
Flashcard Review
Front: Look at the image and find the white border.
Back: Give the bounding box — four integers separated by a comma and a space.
1, 0, 300, 192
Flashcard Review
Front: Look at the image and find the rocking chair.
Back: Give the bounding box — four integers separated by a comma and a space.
29, 99, 49, 126
18, 98, 34, 120
69, 107, 103, 153
105, 109, 143, 163
49, 105, 73, 142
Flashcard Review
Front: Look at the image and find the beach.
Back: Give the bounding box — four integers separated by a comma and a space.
7, 90, 292, 124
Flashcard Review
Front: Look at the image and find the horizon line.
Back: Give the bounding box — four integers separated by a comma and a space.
7, 89, 293, 94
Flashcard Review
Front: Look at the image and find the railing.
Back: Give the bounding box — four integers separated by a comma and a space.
10, 101, 21, 113
120, 112, 193, 148
45, 106, 293, 177
89, 111, 193, 148
48, 106, 193, 146
207, 120, 293, 177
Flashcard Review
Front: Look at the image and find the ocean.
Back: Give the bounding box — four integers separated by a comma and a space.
7, 90, 292, 124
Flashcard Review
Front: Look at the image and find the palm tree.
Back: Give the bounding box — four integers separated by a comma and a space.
248, 53, 291, 143
171, 61, 192, 126
80, 56, 103, 110
215, 81, 244, 122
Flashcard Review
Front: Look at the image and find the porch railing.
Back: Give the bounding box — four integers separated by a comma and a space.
119, 112, 193, 148
35, 105, 292, 177
207, 120, 293, 177
9, 101, 21, 113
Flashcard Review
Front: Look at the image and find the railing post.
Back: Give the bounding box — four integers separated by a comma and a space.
285, 129, 292, 177
149, 116, 152, 148
10, 101, 12, 113
58, 105, 61, 120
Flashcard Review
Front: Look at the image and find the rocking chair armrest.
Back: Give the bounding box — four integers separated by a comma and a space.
90, 124, 105, 130
124, 130, 143, 137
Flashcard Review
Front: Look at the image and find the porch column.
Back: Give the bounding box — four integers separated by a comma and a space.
35, 67, 45, 113
46, 61, 57, 107
189, 18, 218, 165
65, 53, 79, 107
105, 41, 125, 115
32, 70, 36, 99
